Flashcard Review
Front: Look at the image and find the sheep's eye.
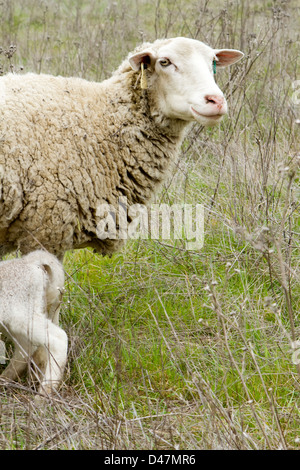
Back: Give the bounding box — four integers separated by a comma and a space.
159, 58, 171, 67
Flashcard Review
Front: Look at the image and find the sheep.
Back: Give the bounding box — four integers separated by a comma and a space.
0, 250, 67, 397
0, 37, 243, 259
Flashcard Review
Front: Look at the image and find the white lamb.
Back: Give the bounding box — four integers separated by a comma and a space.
0, 250, 67, 396
0, 37, 243, 259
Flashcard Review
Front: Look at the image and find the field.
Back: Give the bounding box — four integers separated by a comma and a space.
0, 0, 299, 450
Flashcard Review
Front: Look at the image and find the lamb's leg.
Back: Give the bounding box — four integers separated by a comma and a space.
1, 346, 28, 381
31, 298, 63, 378
31, 345, 48, 376
1, 318, 68, 397
31, 318, 68, 396
47, 298, 62, 325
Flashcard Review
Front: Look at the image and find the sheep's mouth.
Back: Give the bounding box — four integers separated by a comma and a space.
190, 106, 224, 120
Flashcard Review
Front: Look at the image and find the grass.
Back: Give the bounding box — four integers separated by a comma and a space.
0, 0, 300, 450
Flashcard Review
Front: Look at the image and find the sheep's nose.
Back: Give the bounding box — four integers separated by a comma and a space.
205, 94, 226, 113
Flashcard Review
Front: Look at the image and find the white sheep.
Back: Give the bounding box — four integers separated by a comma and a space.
0, 250, 67, 397
0, 37, 243, 258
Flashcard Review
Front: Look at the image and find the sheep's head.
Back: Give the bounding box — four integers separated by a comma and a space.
129, 37, 243, 126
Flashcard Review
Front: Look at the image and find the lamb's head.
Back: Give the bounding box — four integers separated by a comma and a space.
129, 37, 243, 126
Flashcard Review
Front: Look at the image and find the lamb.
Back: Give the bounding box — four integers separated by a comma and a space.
0, 250, 67, 396
0, 37, 243, 259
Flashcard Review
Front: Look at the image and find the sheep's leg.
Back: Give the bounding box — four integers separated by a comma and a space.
31, 319, 68, 396
0, 346, 28, 381
31, 297, 63, 376
47, 299, 62, 325
1, 318, 67, 397
31, 345, 48, 375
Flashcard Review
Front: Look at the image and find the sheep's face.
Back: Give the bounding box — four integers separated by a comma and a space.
129, 37, 243, 126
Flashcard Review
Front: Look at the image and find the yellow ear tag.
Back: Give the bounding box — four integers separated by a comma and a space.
140, 62, 148, 90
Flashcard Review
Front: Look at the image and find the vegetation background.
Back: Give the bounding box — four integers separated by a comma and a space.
0, 0, 299, 450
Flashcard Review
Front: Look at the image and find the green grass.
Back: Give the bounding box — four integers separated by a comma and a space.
60, 225, 300, 448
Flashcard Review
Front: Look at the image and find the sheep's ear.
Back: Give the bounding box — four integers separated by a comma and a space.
214, 49, 244, 67
129, 51, 156, 71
